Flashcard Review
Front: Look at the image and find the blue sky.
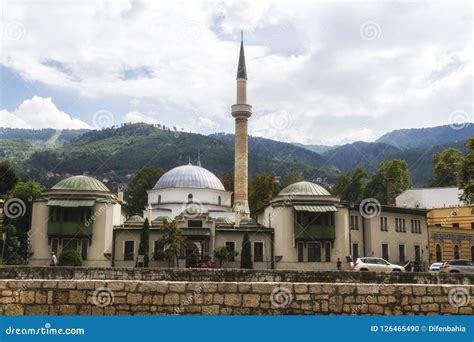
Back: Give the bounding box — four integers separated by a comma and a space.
0, 0, 472, 144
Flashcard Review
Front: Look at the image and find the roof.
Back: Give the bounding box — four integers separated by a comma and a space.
278, 181, 330, 197
125, 215, 145, 224
47, 199, 96, 207
294, 205, 338, 212
154, 164, 225, 191
237, 36, 247, 80
52, 175, 110, 192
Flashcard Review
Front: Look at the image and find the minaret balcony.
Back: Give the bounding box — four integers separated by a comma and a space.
231, 104, 252, 118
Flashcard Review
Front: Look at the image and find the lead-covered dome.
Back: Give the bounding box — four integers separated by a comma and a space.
278, 181, 330, 196
52, 175, 110, 192
154, 165, 225, 191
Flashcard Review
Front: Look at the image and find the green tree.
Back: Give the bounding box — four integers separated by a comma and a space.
365, 160, 411, 205
213, 246, 239, 268
154, 220, 184, 267
127, 167, 165, 214
220, 172, 234, 193
249, 173, 278, 214
280, 171, 305, 189
459, 137, 474, 204
431, 148, 464, 187
0, 160, 19, 196
0, 223, 24, 265
332, 166, 367, 203
138, 218, 150, 267
240, 231, 252, 269
58, 250, 82, 266
4, 181, 42, 261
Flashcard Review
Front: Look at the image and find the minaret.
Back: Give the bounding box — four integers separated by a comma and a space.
232, 32, 251, 216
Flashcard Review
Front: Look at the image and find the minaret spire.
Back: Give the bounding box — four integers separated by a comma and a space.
232, 31, 252, 217
237, 30, 247, 80
197, 150, 202, 167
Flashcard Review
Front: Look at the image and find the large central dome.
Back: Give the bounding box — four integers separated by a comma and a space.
154, 165, 225, 191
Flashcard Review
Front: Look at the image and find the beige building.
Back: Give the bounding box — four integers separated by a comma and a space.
257, 181, 429, 270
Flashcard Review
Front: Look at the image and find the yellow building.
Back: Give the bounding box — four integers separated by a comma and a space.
427, 205, 474, 263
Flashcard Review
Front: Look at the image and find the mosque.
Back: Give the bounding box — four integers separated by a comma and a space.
28, 37, 429, 270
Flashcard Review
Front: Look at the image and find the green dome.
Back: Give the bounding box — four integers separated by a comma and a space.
279, 181, 330, 197
152, 216, 172, 225
125, 215, 145, 224
240, 217, 257, 225
215, 217, 234, 224
52, 175, 110, 192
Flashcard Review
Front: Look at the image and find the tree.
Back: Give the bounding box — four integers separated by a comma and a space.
220, 172, 234, 193
127, 167, 165, 214
138, 218, 150, 267
4, 181, 42, 262
58, 250, 82, 266
280, 171, 305, 189
240, 232, 252, 269
154, 220, 184, 267
332, 166, 367, 203
249, 173, 278, 215
459, 137, 474, 204
431, 148, 464, 187
0, 160, 19, 196
213, 246, 239, 268
365, 160, 411, 205
0, 223, 24, 265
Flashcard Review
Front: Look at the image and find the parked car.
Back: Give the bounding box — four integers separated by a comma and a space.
440, 259, 474, 274
429, 262, 444, 272
351, 257, 405, 272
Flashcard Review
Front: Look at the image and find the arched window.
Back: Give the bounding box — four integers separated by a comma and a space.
218, 196, 221, 206
158, 195, 161, 204
435, 244, 442, 262
188, 193, 193, 202
454, 245, 460, 259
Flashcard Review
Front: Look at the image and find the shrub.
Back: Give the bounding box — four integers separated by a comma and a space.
58, 250, 82, 266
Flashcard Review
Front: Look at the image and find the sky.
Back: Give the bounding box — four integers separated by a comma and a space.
0, 0, 472, 145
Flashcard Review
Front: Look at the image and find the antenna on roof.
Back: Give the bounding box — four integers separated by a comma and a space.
188, 156, 192, 165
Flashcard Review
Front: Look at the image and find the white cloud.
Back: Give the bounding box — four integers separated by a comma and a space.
0, 96, 91, 129
0, 1, 471, 144
122, 111, 160, 125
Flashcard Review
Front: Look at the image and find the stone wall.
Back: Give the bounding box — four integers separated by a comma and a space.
1, 266, 473, 285
0, 280, 472, 316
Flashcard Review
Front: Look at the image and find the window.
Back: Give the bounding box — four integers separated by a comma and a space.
253, 242, 264, 262
297, 242, 304, 262
411, 219, 421, 233
51, 239, 59, 254
414, 245, 421, 262
324, 242, 331, 262
158, 195, 161, 204
187, 193, 193, 202
218, 196, 221, 206
452, 223, 459, 228
188, 220, 203, 228
124, 241, 135, 261
153, 240, 159, 253
308, 243, 321, 262
454, 245, 460, 260
398, 244, 406, 263
471, 246, 474, 262
62, 239, 78, 251
396, 218, 406, 232
225, 241, 236, 261
435, 244, 442, 262
350, 215, 359, 230
380, 217, 388, 231
352, 243, 359, 260
382, 244, 389, 261
471, 222, 474, 230
81, 239, 88, 260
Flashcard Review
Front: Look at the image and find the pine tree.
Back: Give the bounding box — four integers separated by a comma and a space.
138, 218, 150, 267
240, 231, 252, 269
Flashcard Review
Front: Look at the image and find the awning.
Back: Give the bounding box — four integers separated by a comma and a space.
294, 205, 338, 212
47, 199, 96, 207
